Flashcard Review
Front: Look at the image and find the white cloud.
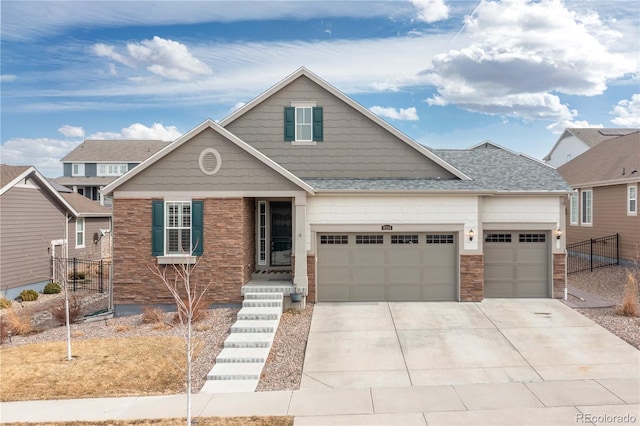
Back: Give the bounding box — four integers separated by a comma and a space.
411, 0, 449, 23
89, 123, 181, 141
58, 125, 85, 138
610, 94, 640, 127
2, 2, 414, 41
1, 74, 17, 82
423, 0, 637, 122
92, 36, 212, 82
370, 106, 419, 121
546, 120, 603, 135
1, 138, 81, 177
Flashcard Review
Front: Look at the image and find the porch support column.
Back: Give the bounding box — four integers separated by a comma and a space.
294, 194, 308, 307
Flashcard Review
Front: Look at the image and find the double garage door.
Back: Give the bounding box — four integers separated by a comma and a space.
484, 231, 550, 298
317, 233, 457, 302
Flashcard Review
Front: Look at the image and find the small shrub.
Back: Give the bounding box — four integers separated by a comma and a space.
18, 289, 39, 302
173, 298, 209, 324
51, 295, 83, 325
0, 297, 12, 309
618, 269, 639, 317
68, 271, 85, 280
141, 306, 166, 324
3, 309, 33, 335
43, 282, 62, 294
0, 317, 8, 343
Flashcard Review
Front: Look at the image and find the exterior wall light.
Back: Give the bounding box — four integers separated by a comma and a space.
468, 229, 475, 241
556, 228, 562, 240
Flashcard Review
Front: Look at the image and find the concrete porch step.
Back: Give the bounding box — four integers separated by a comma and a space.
231, 320, 278, 334
216, 347, 270, 363
242, 299, 283, 308
200, 378, 259, 393
243, 292, 283, 300
224, 333, 274, 348
241, 285, 293, 295
206, 362, 264, 380
237, 306, 281, 321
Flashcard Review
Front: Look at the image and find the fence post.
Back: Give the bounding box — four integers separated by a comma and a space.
590, 239, 594, 272
99, 260, 104, 293
73, 258, 77, 291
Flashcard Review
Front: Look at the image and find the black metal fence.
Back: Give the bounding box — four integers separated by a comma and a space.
567, 234, 619, 274
52, 257, 111, 293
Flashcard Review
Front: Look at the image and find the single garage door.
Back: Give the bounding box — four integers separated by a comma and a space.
317, 233, 457, 302
484, 231, 550, 298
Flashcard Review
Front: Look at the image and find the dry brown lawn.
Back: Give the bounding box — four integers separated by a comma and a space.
1, 336, 187, 401
1, 338, 294, 425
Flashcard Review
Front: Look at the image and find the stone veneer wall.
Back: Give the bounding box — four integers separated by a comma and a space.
307, 255, 316, 302
552, 253, 566, 299
113, 198, 253, 307
460, 255, 483, 302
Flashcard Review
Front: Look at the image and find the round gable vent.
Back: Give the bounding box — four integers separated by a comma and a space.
198, 148, 222, 175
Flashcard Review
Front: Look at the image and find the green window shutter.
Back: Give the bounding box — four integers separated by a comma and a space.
312, 107, 323, 141
284, 107, 295, 141
191, 200, 204, 256
151, 200, 164, 256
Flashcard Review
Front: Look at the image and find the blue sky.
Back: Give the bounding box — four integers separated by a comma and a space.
1, 0, 639, 177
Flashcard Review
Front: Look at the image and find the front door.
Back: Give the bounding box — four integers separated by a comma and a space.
270, 202, 292, 267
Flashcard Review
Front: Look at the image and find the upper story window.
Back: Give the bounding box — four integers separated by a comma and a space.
72, 163, 85, 176
284, 104, 323, 143
98, 163, 128, 176
570, 190, 579, 225
581, 189, 593, 225
628, 184, 637, 216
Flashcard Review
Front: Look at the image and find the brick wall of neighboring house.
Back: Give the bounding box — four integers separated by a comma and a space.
113, 198, 253, 308
460, 255, 484, 302
553, 253, 567, 298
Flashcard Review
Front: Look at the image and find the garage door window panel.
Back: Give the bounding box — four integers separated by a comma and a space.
485, 234, 512, 243
519, 233, 546, 243
320, 235, 349, 244
426, 234, 454, 244
356, 235, 384, 244
391, 234, 419, 244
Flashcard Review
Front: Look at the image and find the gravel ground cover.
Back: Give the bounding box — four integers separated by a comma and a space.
568, 264, 640, 349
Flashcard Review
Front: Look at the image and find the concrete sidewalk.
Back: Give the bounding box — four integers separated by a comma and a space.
0, 378, 640, 425
1, 382, 638, 425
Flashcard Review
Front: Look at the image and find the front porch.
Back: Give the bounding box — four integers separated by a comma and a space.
241, 270, 303, 310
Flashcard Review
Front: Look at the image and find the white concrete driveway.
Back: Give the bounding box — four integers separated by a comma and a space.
302, 299, 640, 390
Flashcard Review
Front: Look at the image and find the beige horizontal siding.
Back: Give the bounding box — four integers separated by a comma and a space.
0, 186, 67, 291
225, 75, 457, 180
119, 128, 301, 192
566, 184, 640, 262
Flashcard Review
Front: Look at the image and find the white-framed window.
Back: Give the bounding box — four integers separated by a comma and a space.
72, 163, 85, 177
75, 218, 85, 248
581, 189, 593, 225
570, 190, 579, 225
165, 202, 191, 255
628, 184, 637, 216
97, 163, 128, 176
296, 107, 313, 141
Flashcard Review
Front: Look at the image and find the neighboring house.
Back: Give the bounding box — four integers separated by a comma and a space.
103, 68, 571, 315
0, 164, 112, 299
55, 140, 170, 206
557, 131, 640, 262
544, 128, 639, 168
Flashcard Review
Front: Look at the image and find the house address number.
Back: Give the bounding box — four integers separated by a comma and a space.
381, 225, 393, 230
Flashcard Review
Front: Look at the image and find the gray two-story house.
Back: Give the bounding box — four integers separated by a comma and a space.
55, 140, 170, 206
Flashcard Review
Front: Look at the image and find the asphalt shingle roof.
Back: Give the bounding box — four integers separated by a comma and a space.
0, 164, 31, 189
303, 148, 572, 193
61, 140, 170, 162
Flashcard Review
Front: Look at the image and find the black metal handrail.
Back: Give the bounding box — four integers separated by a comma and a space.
567, 234, 619, 274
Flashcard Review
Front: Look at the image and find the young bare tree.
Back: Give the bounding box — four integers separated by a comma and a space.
150, 255, 212, 426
